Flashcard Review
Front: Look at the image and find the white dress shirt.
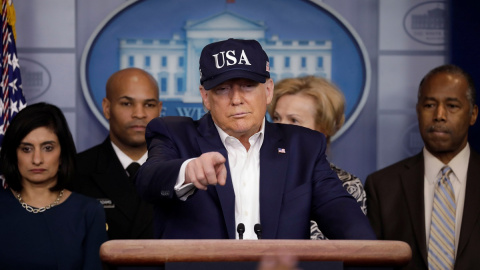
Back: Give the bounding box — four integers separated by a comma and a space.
423, 144, 469, 255
216, 120, 264, 240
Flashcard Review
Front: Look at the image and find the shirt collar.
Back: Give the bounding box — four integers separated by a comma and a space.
215, 118, 265, 149
423, 143, 470, 184
111, 141, 148, 170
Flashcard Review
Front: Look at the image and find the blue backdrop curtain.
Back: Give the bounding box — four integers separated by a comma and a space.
450, 0, 480, 153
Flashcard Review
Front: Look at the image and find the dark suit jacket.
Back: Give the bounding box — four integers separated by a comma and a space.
136, 113, 375, 240
365, 149, 480, 269
70, 138, 154, 240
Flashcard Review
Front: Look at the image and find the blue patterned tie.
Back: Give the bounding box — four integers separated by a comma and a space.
428, 166, 455, 270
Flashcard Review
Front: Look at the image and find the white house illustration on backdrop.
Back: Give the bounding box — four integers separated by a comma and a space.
119, 11, 332, 102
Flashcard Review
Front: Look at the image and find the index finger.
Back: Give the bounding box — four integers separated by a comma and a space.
215, 163, 227, 186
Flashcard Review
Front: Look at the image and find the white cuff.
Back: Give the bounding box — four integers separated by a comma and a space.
174, 158, 196, 201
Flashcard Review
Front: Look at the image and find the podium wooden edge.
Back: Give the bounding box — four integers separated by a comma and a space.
100, 239, 412, 267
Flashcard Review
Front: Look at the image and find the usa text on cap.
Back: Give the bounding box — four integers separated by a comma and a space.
199, 38, 270, 90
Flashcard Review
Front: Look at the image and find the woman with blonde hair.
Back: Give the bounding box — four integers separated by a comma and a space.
269, 76, 366, 240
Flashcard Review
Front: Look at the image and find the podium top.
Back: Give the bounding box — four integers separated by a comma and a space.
100, 239, 411, 267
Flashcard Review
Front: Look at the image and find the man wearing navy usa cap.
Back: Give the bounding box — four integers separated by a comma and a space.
136, 38, 375, 240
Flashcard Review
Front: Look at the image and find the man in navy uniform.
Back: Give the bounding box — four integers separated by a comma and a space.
72, 68, 162, 241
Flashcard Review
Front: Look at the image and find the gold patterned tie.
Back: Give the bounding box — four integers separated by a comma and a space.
428, 166, 455, 269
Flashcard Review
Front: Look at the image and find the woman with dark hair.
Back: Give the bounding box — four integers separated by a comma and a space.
0, 103, 107, 269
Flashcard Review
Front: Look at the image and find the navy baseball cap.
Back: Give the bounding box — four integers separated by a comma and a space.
199, 38, 270, 90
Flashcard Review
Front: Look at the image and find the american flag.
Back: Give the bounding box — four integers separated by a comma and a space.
1, 0, 26, 187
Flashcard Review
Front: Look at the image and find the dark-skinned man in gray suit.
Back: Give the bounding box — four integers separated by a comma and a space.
366, 64, 480, 270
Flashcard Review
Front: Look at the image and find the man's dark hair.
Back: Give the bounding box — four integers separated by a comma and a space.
418, 64, 476, 109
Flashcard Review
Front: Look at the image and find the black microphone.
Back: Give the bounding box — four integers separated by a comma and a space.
237, 223, 245, 240
254, 223, 262, 239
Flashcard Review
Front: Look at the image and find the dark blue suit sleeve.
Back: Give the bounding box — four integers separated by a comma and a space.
136, 117, 190, 203
310, 136, 376, 240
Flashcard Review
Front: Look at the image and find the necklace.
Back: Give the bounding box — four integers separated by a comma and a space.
15, 189, 64, 214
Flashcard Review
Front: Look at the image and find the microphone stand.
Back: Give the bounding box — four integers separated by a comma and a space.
254, 223, 262, 239
237, 223, 245, 240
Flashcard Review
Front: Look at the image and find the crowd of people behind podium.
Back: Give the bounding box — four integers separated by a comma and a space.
0, 38, 478, 270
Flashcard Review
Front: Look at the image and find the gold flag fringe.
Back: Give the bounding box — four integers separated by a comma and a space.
5, 0, 17, 41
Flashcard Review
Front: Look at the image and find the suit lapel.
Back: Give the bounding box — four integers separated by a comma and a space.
92, 139, 139, 220
400, 153, 428, 267
259, 122, 288, 239
196, 114, 236, 239
457, 150, 480, 257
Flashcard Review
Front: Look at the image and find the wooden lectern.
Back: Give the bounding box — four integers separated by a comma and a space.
100, 240, 411, 268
